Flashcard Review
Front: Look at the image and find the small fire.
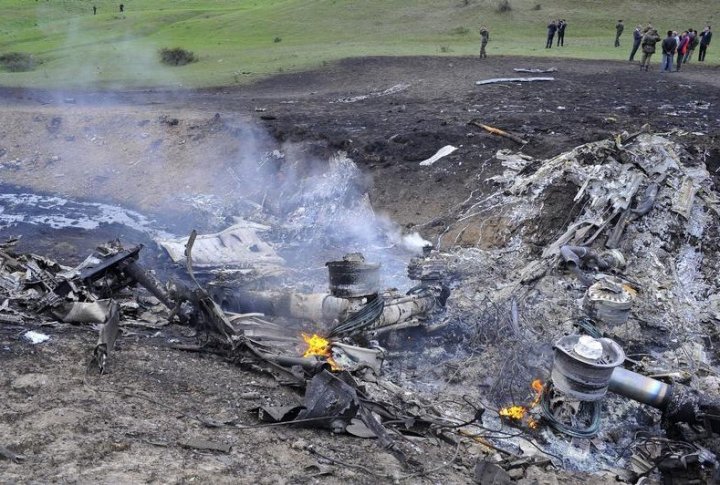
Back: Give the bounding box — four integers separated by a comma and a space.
498, 379, 544, 430
499, 405, 527, 420
301, 333, 340, 370
302, 333, 331, 358
531, 379, 543, 394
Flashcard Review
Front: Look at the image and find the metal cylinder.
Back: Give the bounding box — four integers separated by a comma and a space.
326, 255, 380, 298
608, 367, 671, 409
288, 293, 350, 323
375, 295, 435, 328
583, 279, 634, 326
551, 335, 625, 401
122, 261, 175, 309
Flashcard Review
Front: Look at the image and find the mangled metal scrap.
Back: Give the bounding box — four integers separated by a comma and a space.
158, 221, 285, 280
92, 300, 120, 373
583, 277, 635, 326
215, 251, 448, 341
560, 245, 625, 285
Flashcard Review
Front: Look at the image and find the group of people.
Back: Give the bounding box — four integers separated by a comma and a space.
91, 4, 124, 15
545, 19, 567, 48
477, 20, 712, 68
628, 25, 712, 72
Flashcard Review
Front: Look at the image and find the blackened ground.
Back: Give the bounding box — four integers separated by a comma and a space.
1, 56, 718, 238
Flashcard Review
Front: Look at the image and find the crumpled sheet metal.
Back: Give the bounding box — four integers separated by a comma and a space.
295, 370, 359, 430
158, 221, 285, 268
256, 370, 359, 432
52, 299, 114, 323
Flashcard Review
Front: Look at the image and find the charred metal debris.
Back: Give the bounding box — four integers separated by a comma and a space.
0, 231, 460, 475
3, 129, 720, 482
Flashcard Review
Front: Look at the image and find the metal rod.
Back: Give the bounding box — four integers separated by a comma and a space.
122, 261, 175, 310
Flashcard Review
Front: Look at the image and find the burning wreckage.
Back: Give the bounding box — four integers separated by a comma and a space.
2, 129, 720, 482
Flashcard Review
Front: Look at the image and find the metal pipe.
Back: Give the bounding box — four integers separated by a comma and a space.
288, 293, 350, 322
122, 261, 175, 310
608, 367, 672, 409
219, 290, 351, 323
372, 295, 435, 329
262, 353, 328, 372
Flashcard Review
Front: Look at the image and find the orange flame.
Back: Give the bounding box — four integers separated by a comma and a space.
301, 333, 340, 370
498, 379, 544, 429
531, 379, 543, 394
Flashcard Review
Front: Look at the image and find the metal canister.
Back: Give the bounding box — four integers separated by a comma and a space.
326, 253, 380, 298
551, 335, 625, 401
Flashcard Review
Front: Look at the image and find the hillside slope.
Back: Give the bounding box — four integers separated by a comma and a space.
0, 0, 716, 88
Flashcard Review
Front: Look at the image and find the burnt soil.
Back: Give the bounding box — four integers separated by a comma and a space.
1, 55, 720, 483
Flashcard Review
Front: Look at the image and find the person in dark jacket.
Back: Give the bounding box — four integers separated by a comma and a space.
546, 20, 557, 48
660, 30, 676, 72
629, 25, 643, 61
479, 26, 490, 58
640, 28, 660, 71
685, 29, 699, 62
557, 19, 567, 46
615, 20, 624, 47
699, 26, 712, 61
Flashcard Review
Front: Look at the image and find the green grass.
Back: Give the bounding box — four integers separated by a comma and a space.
0, 0, 715, 88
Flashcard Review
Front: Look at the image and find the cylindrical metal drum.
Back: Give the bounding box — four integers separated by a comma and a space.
551, 335, 625, 401
326, 254, 380, 298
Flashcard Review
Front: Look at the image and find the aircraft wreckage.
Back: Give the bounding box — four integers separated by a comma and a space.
2, 129, 720, 482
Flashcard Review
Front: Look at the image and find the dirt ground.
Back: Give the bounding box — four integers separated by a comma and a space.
2, 55, 720, 483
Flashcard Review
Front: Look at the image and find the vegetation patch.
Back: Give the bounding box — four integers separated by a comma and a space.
159, 47, 197, 66
0, 52, 38, 72
449, 26, 470, 35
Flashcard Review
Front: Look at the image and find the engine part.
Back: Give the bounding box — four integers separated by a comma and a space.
583, 277, 634, 325
552, 336, 720, 433
608, 367, 671, 409
560, 246, 625, 270
551, 335, 625, 401
326, 253, 380, 298
407, 251, 446, 283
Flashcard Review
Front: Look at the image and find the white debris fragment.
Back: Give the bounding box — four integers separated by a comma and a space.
23, 331, 50, 344
475, 77, 554, 85
419, 145, 457, 166
158, 221, 285, 267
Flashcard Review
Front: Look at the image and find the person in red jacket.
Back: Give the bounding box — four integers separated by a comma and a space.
676, 31, 690, 71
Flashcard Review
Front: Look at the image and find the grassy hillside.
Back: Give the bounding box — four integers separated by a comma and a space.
0, 0, 715, 88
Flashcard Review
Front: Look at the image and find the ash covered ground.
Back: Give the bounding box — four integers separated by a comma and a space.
1, 56, 720, 483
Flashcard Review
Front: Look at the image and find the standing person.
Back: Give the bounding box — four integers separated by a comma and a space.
479, 26, 490, 58
546, 20, 557, 48
557, 19, 567, 46
699, 26, 712, 62
686, 29, 699, 62
93, 5, 97, 15
615, 20, 624, 47
640, 28, 660, 71
119, 4, 124, 13
660, 30, 676, 72
629, 24, 643, 61
676, 31, 690, 71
